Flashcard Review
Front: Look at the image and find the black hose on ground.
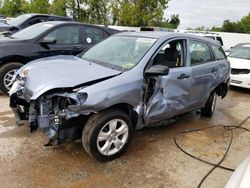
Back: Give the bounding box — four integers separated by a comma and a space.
174, 116, 250, 188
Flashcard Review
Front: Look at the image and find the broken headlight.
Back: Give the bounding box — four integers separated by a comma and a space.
76, 92, 88, 104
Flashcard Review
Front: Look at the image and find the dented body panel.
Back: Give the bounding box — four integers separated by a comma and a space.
9, 32, 230, 142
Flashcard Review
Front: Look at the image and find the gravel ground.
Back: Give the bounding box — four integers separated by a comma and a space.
0, 87, 250, 188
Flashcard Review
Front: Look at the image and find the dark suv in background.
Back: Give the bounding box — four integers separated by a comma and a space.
0, 21, 120, 94
0, 13, 73, 37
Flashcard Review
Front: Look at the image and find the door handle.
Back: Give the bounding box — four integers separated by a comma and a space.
211, 67, 218, 73
177, 74, 190, 80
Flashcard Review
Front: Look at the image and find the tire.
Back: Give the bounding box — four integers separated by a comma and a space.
201, 90, 217, 117
0, 62, 23, 95
82, 109, 133, 162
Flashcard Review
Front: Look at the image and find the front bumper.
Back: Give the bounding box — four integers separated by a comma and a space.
230, 74, 250, 89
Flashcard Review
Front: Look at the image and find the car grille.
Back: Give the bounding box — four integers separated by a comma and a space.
231, 69, 250, 75
231, 80, 243, 84
23, 88, 33, 102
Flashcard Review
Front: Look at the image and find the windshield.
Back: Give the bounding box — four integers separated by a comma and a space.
80, 36, 156, 70
229, 47, 250, 60
11, 22, 54, 40
8, 14, 32, 27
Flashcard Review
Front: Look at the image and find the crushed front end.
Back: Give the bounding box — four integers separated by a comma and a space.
9, 74, 88, 144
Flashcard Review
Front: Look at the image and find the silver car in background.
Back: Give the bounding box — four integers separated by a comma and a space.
9, 32, 230, 161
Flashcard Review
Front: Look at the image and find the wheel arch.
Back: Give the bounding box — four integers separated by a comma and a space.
0, 55, 28, 66
215, 81, 229, 99
99, 103, 139, 129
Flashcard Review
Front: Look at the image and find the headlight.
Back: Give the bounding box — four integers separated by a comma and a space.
76, 92, 88, 104
20, 69, 29, 78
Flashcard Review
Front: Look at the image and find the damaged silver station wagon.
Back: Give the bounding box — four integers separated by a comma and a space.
9, 32, 230, 161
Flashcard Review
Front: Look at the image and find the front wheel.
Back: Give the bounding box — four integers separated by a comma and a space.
82, 109, 133, 162
0, 62, 23, 95
201, 91, 217, 117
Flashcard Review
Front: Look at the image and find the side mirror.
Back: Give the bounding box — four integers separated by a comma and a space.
145, 65, 169, 78
40, 37, 56, 45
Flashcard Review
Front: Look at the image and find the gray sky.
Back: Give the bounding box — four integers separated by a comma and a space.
164, 0, 250, 29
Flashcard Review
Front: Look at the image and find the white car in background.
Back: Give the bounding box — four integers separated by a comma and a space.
225, 155, 250, 188
228, 44, 250, 89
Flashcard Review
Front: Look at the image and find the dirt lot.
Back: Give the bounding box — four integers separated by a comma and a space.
0, 87, 250, 188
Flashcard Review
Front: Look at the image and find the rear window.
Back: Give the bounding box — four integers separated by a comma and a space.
211, 44, 226, 60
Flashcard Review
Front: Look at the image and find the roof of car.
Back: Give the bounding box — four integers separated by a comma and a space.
117, 31, 220, 45
24, 13, 72, 19
36, 21, 119, 32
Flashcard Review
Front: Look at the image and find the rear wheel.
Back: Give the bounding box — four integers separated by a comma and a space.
201, 91, 217, 117
0, 62, 23, 95
82, 109, 133, 162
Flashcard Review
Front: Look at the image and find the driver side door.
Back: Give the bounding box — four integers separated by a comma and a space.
144, 38, 193, 125
38, 25, 82, 58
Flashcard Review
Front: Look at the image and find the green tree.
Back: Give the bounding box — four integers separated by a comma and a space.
50, 0, 67, 16
211, 12, 250, 34
87, 0, 110, 25
111, 0, 169, 27
0, 0, 27, 17
29, 0, 50, 14
239, 13, 250, 33
161, 14, 180, 29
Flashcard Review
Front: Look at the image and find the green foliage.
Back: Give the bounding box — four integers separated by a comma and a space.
160, 14, 180, 29
50, 0, 67, 16
239, 13, 250, 33
0, 0, 179, 28
29, 0, 50, 14
211, 12, 250, 34
111, 0, 169, 27
0, 0, 27, 17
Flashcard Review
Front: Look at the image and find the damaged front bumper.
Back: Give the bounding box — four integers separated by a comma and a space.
9, 81, 89, 142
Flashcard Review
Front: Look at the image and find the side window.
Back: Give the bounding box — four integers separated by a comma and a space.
44, 26, 80, 44
24, 17, 47, 28
211, 44, 226, 60
189, 40, 213, 65
84, 26, 108, 44
153, 40, 185, 68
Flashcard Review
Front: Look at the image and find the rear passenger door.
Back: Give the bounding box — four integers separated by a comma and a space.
188, 39, 220, 109
81, 26, 109, 51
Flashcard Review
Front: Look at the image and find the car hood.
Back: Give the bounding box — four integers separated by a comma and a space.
20, 55, 121, 99
228, 57, 250, 69
0, 37, 28, 44
0, 23, 11, 31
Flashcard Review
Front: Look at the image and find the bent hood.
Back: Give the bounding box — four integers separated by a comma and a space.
20, 55, 121, 99
228, 57, 250, 69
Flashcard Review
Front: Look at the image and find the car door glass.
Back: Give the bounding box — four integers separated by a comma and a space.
44, 26, 80, 44
84, 26, 108, 44
24, 17, 47, 28
211, 44, 226, 60
189, 40, 213, 65
153, 40, 185, 68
